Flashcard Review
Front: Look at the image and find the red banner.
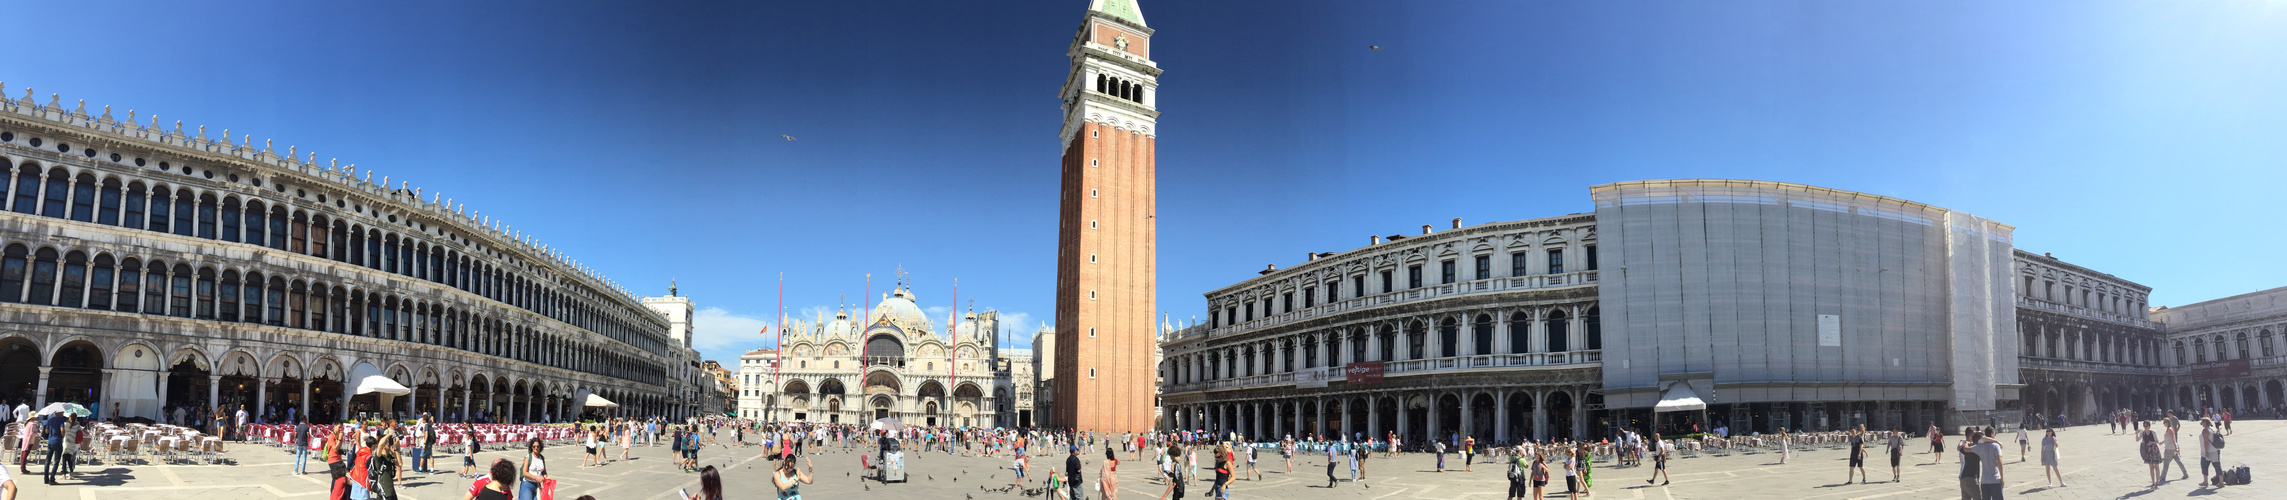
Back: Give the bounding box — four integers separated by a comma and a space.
1344, 361, 1384, 384
2189, 359, 2250, 380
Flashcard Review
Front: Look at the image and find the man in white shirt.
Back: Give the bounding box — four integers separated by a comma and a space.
233, 405, 248, 441
9, 402, 26, 425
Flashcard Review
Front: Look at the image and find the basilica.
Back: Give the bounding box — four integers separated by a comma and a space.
737, 285, 1007, 427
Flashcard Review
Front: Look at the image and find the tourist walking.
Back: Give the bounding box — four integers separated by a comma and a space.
1970, 431, 2005, 500
1563, 447, 1581, 500
2014, 426, 2028, 462
1930, 424, 1946, 464
2039, 429, 2063, 487
1778, 428, 1791, 464
2139, 421, 2162, 486
1281, 437, 1294, 473
1101, 448, 1120, 500
1956, 429, 1981, 500
1845, 426, 1868, 484
1434, 440, 1447, 472
1068, 446, 1087, 500
294, 418, 313, 475
2159, 415, 2188, 480
1463, 435, 1477, 472
1886, 429, 1904, 482
1644, 433, 1670, 486
519, 439, 548, 500
371, 430, 402, 500
2197, 418, 2222, 489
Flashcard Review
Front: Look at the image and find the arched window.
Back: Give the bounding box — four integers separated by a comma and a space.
243, 201, 265, 246
252, 273, 276, 324
163, 262, 187, 316
1096, 74, 1106, 94
1134, 85, 1146, 103
148, 261, 172, 315
146, 187, 170, 233
27, 248, 59, 306
381, 297, 398, 341
269, 207, 288, 250
41, 168, 68, 218
87, 254, 112, 310
7, 165, 34, 214
2236, 332, 2250, 360
218, 270, 240, 322
1406, 320, 1426, 360
2193, 339, 2207, 363
0, 244, 26, 302
1546, 308, 1571, 352
196, 194, 218, 239
122, 182, 145, 230
194, 267, 217, 319
348, 227, 366, 265
383, 234, 399, 274
1374, 326, 1390, 362
1438, 318, 1459, 357
1509, 311, 1533, 353
2264, 330, 2276, 357
114, 258, 140, 313
97, 179, 121, 225
1585, 307, 1603, 350
69, 174, 95, 222
220, 198, 241, 242
289, 280, 308, 329
172, 191, 194, 237
1473, 314, 1494, 356
312, 286, 333, 332
58, 251, 86, 307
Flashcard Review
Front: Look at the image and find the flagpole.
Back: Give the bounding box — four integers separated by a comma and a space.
951, 277, 958, 418
775, 272, 784, 421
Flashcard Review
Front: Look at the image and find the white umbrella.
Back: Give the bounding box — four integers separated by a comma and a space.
582, 394, 619, 408
348, 363, 412, 396
871, 417, 905, 433
36, 402, 91, 417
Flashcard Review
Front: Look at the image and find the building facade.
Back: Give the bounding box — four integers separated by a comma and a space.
735, 348, 777, 420
0, 89, 693, 424
745, 285, 1006, 427
1160, 179, 2243, 443
2153, 287, 2287, 412
1053, 0, 1161, 432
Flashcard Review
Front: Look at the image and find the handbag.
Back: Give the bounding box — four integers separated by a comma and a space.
539, 477, 558, 500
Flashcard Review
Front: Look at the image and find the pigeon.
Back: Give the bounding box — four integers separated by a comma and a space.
1369, 45, 1381, 51
781, 135, 796, 141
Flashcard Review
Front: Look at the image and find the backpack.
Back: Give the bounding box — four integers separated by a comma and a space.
2211, 432, 2225, 450
1507, 460, 1522, 480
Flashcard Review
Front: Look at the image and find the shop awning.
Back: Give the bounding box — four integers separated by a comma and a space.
349, 363, 412, 396
583, 394, 619, 408
1653, 383, 1706, 413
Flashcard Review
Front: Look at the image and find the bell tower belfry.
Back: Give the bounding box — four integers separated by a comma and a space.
1053, 0, 1159, 433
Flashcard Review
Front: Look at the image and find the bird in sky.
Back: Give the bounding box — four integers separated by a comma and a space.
781, 134, 796, 141
1369, 45, 1381, 51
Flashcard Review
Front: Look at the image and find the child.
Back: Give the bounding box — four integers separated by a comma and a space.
1047, 469, 1066, 500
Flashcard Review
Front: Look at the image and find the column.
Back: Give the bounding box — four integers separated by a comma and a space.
1460, 392, 1474, 439
1494, 391, 1509, 443
1493, 310, 1510, 354
1427, 393, 1442, 441
98, 368, 115, 420
1293, 402, 1305, 438
35, 367, 51, 406
1568, 306, 1586, 355
1314, 399, 1326, 438
208, 374, 222, 417
339, 381, 352, 421
407, 382, 419, 420
1532, 390, 1549, 442
1395, 398, 1409, 442
1572, 389, 1588, 438
301, 380, 313, 423
256, 378, 270, 424
1252, 402, 1263, 441
1367, 395, 1381, 438
1528, 309, 1547, 353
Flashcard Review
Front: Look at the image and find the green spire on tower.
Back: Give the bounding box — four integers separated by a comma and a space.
1091, 0, 1147, 28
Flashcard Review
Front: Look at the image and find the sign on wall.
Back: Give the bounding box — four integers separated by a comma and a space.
1344, 361, 1385, 384
1817, 314, 1841, 347
1295, 367, 1330, 388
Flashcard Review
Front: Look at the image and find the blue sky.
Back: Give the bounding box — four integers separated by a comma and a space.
8, 1, 2285, 365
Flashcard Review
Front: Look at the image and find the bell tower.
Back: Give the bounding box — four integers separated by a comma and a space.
1053, 0, 1158, 433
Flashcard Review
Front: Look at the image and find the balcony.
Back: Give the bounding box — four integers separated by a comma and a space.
2015, 296, 2159, 329
2016, 356, 2169, 375
1166, 350, 1600, 394
1176, 270, 1600, 342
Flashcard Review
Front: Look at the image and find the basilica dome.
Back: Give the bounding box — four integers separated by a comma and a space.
871, 287, 932, 331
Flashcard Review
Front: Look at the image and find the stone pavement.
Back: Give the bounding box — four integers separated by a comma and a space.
1, 420, 2278, 499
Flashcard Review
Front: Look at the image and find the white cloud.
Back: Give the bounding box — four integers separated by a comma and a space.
690, 307, 778, 362
996, 312, 1045, 349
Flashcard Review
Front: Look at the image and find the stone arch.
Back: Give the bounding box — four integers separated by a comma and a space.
266, 352, 307, 380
